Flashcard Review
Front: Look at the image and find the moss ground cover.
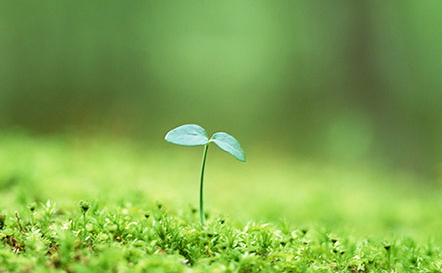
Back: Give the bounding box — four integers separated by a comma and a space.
1, 132, 442, 272
2, 200, 442, 272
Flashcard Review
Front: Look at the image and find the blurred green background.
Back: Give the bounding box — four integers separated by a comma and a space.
1, 1, 442, 238
1, 1, 442, 173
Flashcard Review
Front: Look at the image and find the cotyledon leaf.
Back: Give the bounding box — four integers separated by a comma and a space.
210, 132, 246, 162
165, 124, 209, 146
165, 124, 245, 225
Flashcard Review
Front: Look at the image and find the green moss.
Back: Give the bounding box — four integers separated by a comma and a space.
0, 201, 441, 272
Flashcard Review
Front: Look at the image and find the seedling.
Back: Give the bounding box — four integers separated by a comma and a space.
165, 124, 245, 225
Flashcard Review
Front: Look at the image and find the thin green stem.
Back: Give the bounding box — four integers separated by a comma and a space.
200, 143, 210, 225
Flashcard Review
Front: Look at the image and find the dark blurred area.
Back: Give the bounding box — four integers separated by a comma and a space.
1, 1, 442, 174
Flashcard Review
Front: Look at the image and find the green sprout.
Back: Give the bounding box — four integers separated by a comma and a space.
165, 124, 245, 225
